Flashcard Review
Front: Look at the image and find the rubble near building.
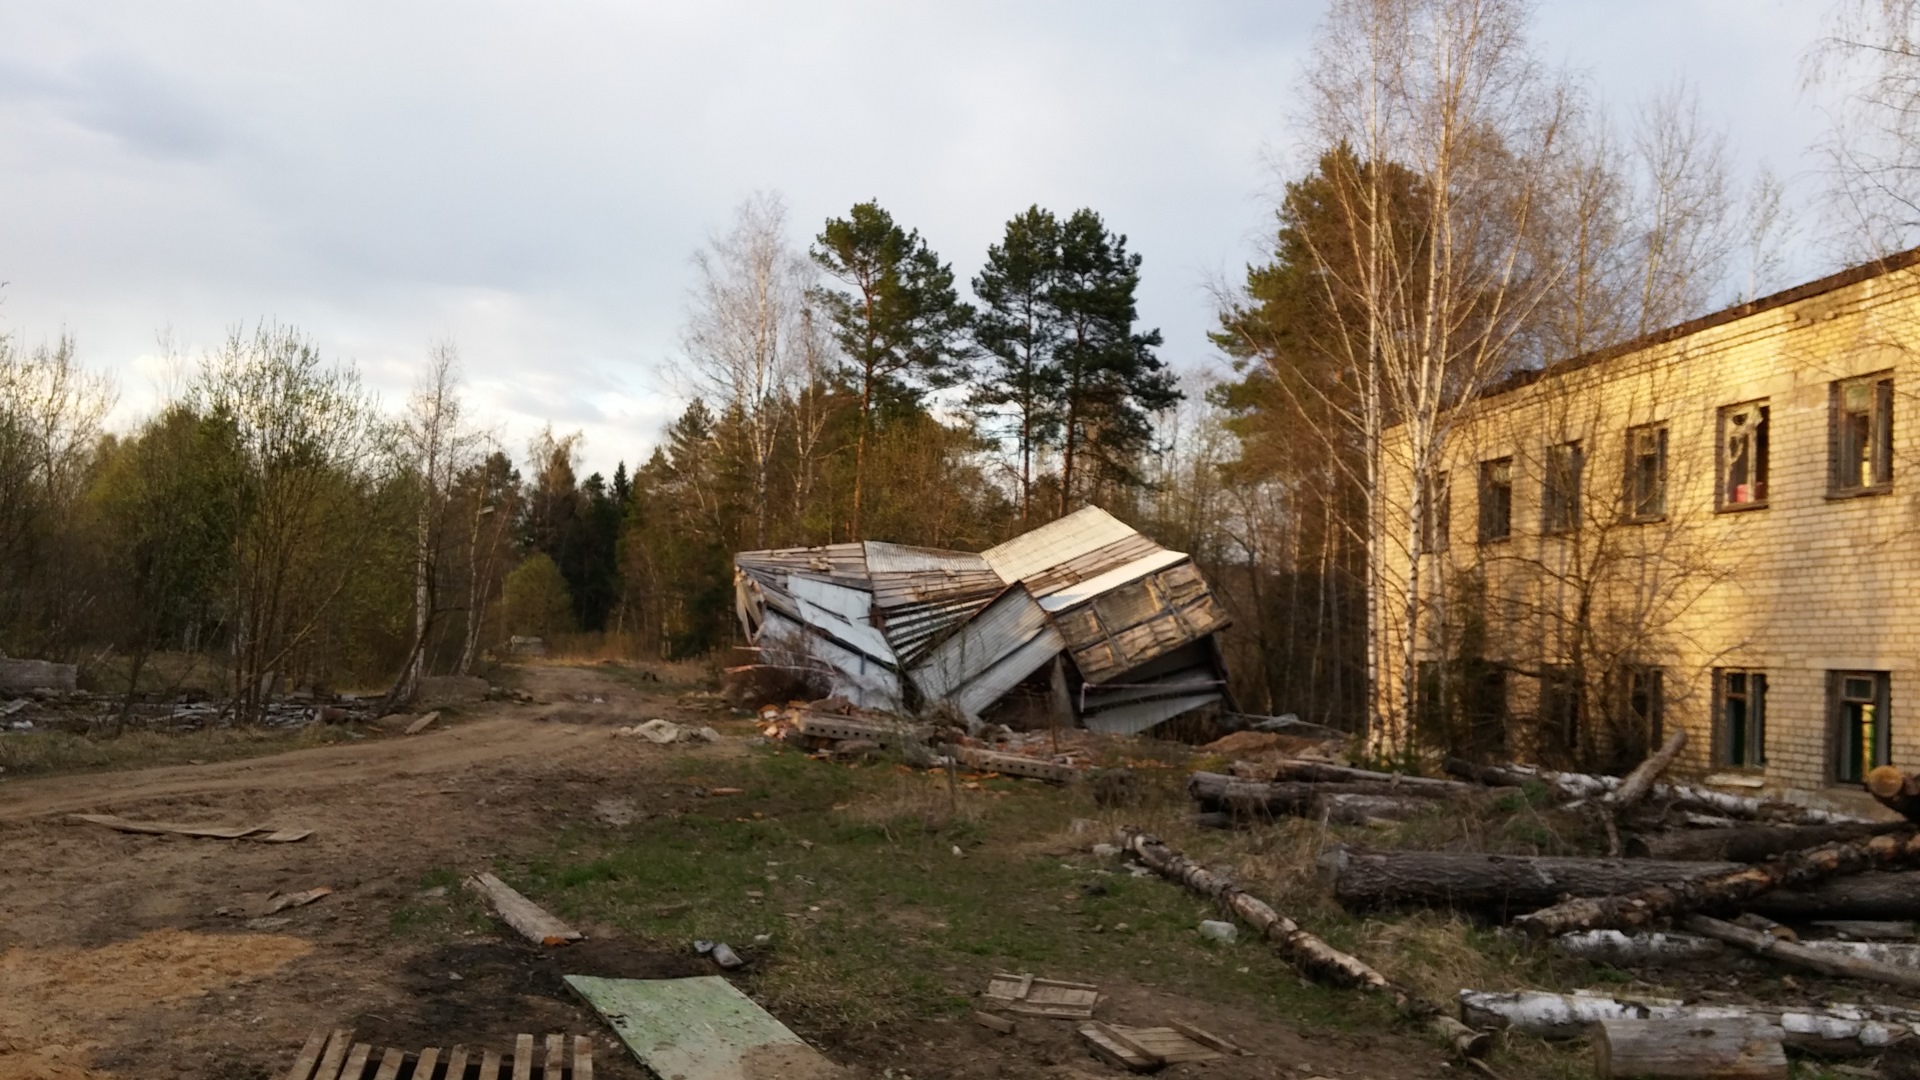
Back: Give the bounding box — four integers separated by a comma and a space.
733, 506, 1234, 735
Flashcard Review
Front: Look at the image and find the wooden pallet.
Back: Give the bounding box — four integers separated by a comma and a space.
282, 1030, 591, 1080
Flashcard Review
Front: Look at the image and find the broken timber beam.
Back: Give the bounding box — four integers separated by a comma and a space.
466, 872, 583, 946
1512, 827, 1920, 938
1119, 828, 1489, 1058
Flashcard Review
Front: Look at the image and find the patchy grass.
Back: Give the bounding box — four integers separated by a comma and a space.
494, 745, 1401, 1041
0, 722, 364, 778
389, 867, 495, 939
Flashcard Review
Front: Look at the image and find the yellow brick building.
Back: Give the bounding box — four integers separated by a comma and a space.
1384, 251, 1920, 796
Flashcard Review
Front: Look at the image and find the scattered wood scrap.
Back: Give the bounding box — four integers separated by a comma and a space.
1078, 1021, 1226, 1072
1593, 1017, 1786, 1080
466, 872, 583, 946
404, 710, 441, 735
264, 886, 333, 915
73, 813, 311, 843
983, 972, 1100, 1019
565, 974, 843, 1080
282, 1028, 591, 1080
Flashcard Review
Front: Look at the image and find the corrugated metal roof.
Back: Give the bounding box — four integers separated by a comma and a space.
1083, 693, 1222, 736
908, 587, 1051, 703
1037, 549, 1189, 612
980, 506, 1138, 586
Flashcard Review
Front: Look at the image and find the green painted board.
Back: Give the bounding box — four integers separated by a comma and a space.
564, 975, 843, 1080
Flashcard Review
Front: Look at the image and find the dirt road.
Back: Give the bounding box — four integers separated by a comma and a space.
0, 663, 704, 1080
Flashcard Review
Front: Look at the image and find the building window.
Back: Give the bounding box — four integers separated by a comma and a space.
1478, 458, 1512, 543
1625, 424, 1668, 521
1540, 663, 1581, 751
1542, 441, 1582, 535
1832, 671, 1891, 785
1715, 669, 1766, 769
1418, 471, 1450, 554
1718, 401, 1769, 509
1831, 374, 1893, 494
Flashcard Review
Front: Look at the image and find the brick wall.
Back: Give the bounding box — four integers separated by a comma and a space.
1381, 265, 1920, 793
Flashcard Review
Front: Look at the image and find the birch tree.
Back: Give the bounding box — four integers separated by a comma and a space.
1298, 0, 1574, 757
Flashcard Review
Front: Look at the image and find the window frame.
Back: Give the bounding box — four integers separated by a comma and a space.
1623, 423, 1668, 523
1830, 670, 1891, 785
1478, 457, 1513, 544
1716, 400, 1770, 512
1541, 440, 1584, 536
1829, 373, 1894, 497
1712, 668, 1767, 770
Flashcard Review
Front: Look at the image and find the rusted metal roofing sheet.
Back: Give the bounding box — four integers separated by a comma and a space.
980, 505, 1138, 586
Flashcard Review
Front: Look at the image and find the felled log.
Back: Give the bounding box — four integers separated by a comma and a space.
1759, 871, 1920, 920
1187, 772, 1453, 816
1551, 929, 1724, 965
1313, 793, 1433, 825
1120, 829, 1489, 1057
1606, 729, 1686, 810
1443, 758, 1876, 825
1683, 914, 1920, 993
1512, 827, 1920, 938
1630, 821, 1906, 863
1867, 764, 1920, 822
1249, 760, 1482, 795
1459, 989, 1920, 1056
1593, 1018, 1786, 1080
1323, 846, 1742, 917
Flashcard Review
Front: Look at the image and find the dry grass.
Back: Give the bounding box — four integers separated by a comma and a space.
0, 721, 359, 777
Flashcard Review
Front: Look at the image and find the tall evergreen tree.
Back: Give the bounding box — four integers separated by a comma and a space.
1052, 209, 1177, 513
971, 206, 1066, 524
810, 201, 972, 533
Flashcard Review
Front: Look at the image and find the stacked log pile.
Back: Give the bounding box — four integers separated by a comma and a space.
1154, 745, 1920, 1073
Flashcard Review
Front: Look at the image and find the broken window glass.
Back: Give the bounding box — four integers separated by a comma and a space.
1719, 402, 1769, 508
1625, 424, 1667, 521
1717, 669, 1766, 769
1832, 375, 1894, 493
1542, 442, 1582, 534
1478, 458, 1512, 542
1833, 670, 1890, 784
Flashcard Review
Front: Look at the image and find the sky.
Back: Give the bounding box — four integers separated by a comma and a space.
0, 1, 1837, 476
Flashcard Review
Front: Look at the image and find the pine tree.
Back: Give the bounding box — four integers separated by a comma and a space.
1052, 209, 1177, 513
971, 206, 1066, 523
811, 201, 972, 533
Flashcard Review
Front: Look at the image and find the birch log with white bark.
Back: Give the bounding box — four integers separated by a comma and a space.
1682, 914, 1920, 993
1458, 990, 1920, 1056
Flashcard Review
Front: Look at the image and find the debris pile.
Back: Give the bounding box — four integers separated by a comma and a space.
734, 506, 1234, 736
1128, 730, 1920, 1073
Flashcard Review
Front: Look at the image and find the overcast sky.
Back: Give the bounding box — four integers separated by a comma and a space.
0, 1, 1835, 475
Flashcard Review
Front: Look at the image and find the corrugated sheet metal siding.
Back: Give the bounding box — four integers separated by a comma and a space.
980, 506, 1137, 585
908, 587, 1050, 702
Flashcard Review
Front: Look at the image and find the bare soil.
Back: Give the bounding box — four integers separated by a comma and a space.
0, 663, 1443, 1080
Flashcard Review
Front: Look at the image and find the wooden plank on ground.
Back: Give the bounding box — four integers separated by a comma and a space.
1168, 1018, 1241, 1055
311, 1029, 354, 1080
414, 1048, 439, 1080
542, 1034, 564, 1077
282, 1030, 330, 1080
565, 974, 843, 1080
480, 1049, 501, 1080
371, 1048, 404, 1080
405, 710, 442, 735
1111, 1025, 1224, 1064
1078, 1023, 1159, 1072
338, 1043, 372, 1080
465, 872, 583, 945
72, 813, 263, 839
983, 972, 1099, 1018
572, 1036, 593, 1080
511, 1033, 534, 1080
443, 1047, 468, 1080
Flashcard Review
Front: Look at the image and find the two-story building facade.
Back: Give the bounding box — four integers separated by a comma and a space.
1385, 250, 1920, 796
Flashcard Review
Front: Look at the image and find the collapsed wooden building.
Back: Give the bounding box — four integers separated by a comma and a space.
732, 506, 1234, 735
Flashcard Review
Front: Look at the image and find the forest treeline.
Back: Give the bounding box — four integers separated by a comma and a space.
5, 0, 1915, 740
